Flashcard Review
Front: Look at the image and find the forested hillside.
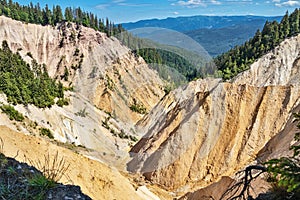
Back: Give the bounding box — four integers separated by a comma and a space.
122, 15, 281, 32
186, 23, 272, 57
117, 32, 203, 86
0, 0, 120, 36
0, 41, 66, 108
215, 9, 300, 80
122, 15, 282, 56
0, 0, 202, 88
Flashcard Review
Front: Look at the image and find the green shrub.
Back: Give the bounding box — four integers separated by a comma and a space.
130, 99, 147, 114
26, 52, 33, 58
106, 75, 115, 90
0, 104, 24, 121
63, 67, 69, 81
56, 98, 69, 107
39, 128, 54, 139
74, 48, 80, 56
101, 117, 110, 129
0, 41, 65, 108
129, 135, 138, 142
118, 129, 126, 139
64, 86, 74, 91
28, 174, 56, 196
163, 84, 173, 95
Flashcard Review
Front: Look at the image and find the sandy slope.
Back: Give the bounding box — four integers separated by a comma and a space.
0, 125, 144, 200
128, 35, 300, 193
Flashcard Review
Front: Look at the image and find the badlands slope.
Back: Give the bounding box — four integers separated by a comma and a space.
128, 34, 300, 197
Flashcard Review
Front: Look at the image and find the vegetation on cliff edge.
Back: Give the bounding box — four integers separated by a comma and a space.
215, 9, 300, 80
0, 41, 66, 108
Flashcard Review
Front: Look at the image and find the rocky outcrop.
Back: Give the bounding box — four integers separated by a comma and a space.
2, 15, 300, 199
179, 177, 234, 200
0, 16, 166, 169
0, 153, 91, 200
0, 125, 147, 200
233, 35, 300, 87
0, 16, 164, 124
127, 35, 300, 194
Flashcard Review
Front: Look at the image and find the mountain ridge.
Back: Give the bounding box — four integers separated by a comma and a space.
122, 15, 282, 32
121, 15, 282, 56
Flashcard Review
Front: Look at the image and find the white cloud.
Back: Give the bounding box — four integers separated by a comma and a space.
176, 0, 221, 8
118, 3, 152, 7
211, 0, 221, 5
113, 0, 126, 3
177, 0, 206, 7
96, 0, 151, 10
95, 4, 109, 10
275, 0, 300, 7
224, 0, 253, 2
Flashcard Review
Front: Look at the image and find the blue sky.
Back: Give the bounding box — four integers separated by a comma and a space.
17, 0, 300, 23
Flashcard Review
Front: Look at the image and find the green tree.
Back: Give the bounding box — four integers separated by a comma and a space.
64, 7, 73, 22
290, 8, 300, 36
19, 11, 29, 22
280, 11, 290, 38
52, 5, 63, 25
0, 41, 66, 108
42, 4, 52, 25
215, 9, 300, 80
0, 104, 24, 121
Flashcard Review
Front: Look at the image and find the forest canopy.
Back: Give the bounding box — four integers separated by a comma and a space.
0, 0, 203, 86
0, 41, 65, 108
215, 9, 300, 80
0, 0, 120, 36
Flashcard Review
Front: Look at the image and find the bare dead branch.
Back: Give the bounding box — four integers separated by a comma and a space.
220, 165, 267, 200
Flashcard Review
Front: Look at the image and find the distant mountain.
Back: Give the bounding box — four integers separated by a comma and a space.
121, 15, 282, 56
122, 15, 282, 32
186, 23, 267, 57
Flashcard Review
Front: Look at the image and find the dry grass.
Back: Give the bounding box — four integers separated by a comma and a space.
25, 151, 70, 183
0, 137, 3, 154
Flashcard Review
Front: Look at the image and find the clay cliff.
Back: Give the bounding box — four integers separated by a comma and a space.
1, 14, 300, 200
0, 16, 165, 124
233, 34, 300, 87
127, 35, 300, 197
0, 126, 144, 200
0, 15, 166, 166
0, 16, 165, 199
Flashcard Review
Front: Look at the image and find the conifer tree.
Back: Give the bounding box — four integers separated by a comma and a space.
280, 11, 290, 38
64, 7, 73, 22
53, 5, 63, 25
215, 9, 300, 80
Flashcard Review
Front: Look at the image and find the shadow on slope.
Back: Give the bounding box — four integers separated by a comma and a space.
0, 152, 91, 199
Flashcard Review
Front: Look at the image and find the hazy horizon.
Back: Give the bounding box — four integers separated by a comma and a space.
15, 0, 300, 23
